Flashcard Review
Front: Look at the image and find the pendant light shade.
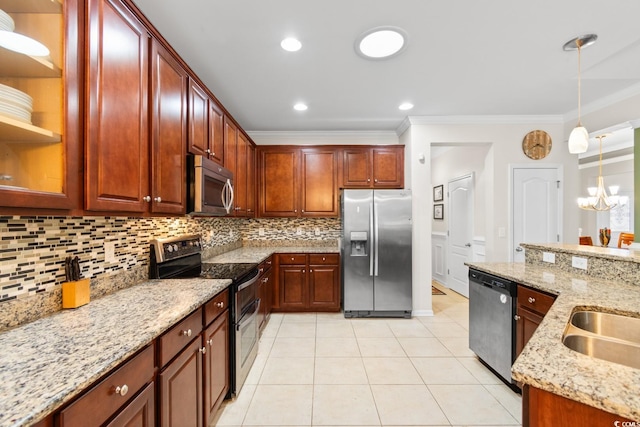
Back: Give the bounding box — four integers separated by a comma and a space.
564, 34, 597, 155
568, 125, 589, 154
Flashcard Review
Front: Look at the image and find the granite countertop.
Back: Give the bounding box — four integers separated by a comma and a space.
467, 261, 640, 421
203, 245, 339, 264
0, 277, 231, 427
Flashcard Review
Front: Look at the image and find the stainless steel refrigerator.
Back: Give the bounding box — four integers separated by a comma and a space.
341, 189, 412, 318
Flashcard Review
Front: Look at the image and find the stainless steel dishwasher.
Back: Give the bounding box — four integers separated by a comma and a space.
468, 268, 518, 389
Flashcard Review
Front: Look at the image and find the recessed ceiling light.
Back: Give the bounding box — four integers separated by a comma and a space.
293, 103, 308, 111
355, 26, 407, 59
0, 30, 49, 56
398, 102, 414, 111
281, 37, 302, 52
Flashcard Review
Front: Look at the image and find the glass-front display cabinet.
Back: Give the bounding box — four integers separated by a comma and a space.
0, 0, 80, 210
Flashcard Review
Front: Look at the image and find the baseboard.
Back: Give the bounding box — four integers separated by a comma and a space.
412, 309, 435, 317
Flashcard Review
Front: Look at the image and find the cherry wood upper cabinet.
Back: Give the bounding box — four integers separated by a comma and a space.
258, 148, 298, 217
150, 39, 188, 214
234, 131, 249, 216
187, 80, 225, 166
301, 148, 338, 217
0, 0, 82, 211
246, 143, 256, 217
85, 0, 150, 212
342, 146, 404, 189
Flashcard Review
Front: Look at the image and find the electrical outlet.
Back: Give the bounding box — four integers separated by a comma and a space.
105, 242, 116, 263
315, 228, 320, 236
542, 252, 556, 263
258, 228, 265, 236
571, 256, 588, 270
296, 227, 302, 235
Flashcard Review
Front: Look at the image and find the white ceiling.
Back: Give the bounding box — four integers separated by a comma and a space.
131, 0, 640, 134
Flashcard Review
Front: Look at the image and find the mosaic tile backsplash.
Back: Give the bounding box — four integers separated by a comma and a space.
0, 215, 340, 329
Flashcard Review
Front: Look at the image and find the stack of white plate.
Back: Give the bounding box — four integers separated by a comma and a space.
0, 83, 33, 124
0, 9, 14, 32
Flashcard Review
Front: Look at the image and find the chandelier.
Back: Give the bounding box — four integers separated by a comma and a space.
577, 134, 619, 211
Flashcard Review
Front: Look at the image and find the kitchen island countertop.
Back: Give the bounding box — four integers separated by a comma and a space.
467, 261, 640, 421
0, 277, 231, 427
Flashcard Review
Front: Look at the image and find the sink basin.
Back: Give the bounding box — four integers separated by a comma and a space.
562, 334, 640, 369
570, 310, 640, 344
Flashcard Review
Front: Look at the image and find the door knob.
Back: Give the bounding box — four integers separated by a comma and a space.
465, 243, 471, 247
515, 247, 523, 252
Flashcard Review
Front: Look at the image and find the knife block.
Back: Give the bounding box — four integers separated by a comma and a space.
62, 278, 90, 309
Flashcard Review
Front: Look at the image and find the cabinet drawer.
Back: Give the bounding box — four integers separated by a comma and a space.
279, 254, 306, 265
157, 308, 203, 367
518, 286, 555, 315
309, 254, 339, 265
58, 344, 154, 427
204, 289, 229, 326
258, 256, 273, 274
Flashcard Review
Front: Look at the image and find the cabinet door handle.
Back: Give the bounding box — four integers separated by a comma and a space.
143, 196, 151, 202
302, 269, 305, 273
514, 315, 521, 321
205, 149, 211, 154
181, 329, 192, 337
294, 209, 297, 213
309, 269, 313, 273
114, 384, 129, 397
207, 339, 213, 346
374, 179, 378, 183
528, 297, 536, 304
153, 197, 162, 203
199, 347, 206, 354
367, 178, 370, 182
216, 301, 224, 308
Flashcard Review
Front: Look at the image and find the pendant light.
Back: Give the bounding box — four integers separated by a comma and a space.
577, 134, 619, 211
563, 34, 597, 154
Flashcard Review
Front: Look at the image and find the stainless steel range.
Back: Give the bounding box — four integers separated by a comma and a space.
149, 234, 260, 396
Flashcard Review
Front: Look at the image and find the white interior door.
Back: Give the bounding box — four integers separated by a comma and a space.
512, 167, 561, 262
447, 174, 474, 297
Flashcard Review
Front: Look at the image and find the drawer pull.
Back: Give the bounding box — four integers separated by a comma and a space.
266, 260, 272, 265
114, 384, 129, 397
216, 301, 224, 308
322, 257, 326, 261
262, 277, 268, 283
528, 297, 536, 304
291, 257, 295, 261
199, 347, 206, 354
259, 267, 264, 273
181, 329, 192, 337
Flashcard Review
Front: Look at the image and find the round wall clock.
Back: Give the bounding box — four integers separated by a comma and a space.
522, 130, 552, 160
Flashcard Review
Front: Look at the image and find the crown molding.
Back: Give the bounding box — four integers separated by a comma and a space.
403, 115, 564, 126
564, 82, 640, 122
247, 130, 399, 145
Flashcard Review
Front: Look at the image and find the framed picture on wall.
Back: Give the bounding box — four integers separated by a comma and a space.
433, 185, 444, 202
434, 204, 444, 220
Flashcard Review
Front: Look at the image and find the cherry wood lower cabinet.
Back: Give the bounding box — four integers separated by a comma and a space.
58, 345, 155, 427
515, 285, 556, 357
105, 382, 155, 427
274, 253, 340, 312
158, 338, 204, 427
257, 257, 274, 331
523, 385, 634, 427
202, 292, 230, 426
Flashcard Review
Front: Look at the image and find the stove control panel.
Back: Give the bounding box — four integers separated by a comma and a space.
150, 234, 202, 263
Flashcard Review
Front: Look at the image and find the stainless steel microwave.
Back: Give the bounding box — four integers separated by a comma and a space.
187, 155, 234, 216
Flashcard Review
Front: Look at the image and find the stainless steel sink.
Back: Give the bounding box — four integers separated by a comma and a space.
562, 334, 640, 369
570, 310, 640, 344
562, 310, 640, 370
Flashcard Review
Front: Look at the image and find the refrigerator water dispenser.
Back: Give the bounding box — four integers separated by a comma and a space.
350, 231, 368, 256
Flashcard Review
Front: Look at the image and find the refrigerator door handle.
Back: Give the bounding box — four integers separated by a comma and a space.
374, 202, 379, 276
369, 202, 374, 276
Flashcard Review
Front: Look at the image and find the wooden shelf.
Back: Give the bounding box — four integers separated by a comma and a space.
0, 48, 61, 78
0, 0, 63, 14
0, 113, 61, 143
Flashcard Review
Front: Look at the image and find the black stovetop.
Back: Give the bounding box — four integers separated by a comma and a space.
200, 263, 258, 282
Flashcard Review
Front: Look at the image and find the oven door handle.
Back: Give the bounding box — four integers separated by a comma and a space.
236, 269, 260, 292
236, 298, 260, 331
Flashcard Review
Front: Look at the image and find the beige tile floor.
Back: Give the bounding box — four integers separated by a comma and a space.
212, 284, 522, 426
